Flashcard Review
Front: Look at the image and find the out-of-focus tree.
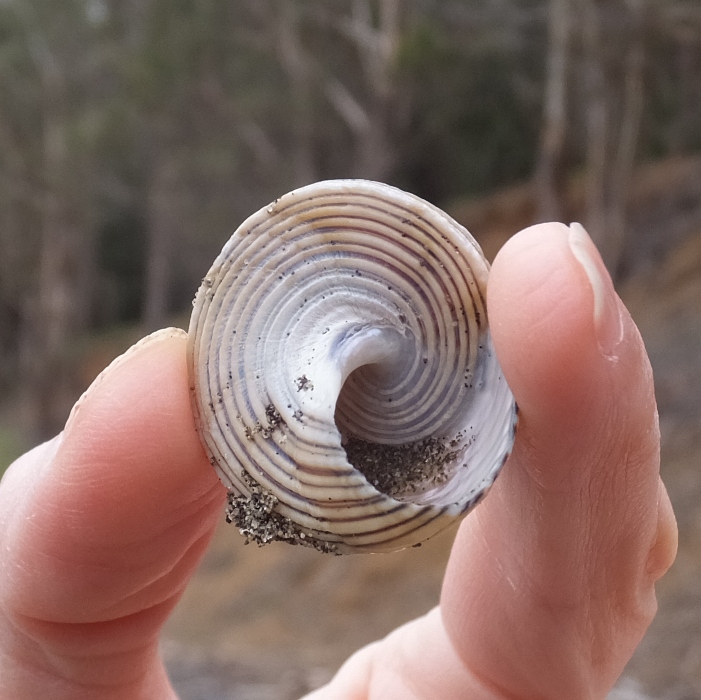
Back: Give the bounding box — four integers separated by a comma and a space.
117, 0, 199, 331
0, 0, 100, 439
532, 0, 701, 277
579, 0, 647, 276
392, 0, 543, 200
653, 1, 701, 154
1, 0, 701, 437
536, 0, 572, 222
323, 0, 404, 180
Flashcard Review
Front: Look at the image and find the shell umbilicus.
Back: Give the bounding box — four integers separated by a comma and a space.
187, 180, 517, 554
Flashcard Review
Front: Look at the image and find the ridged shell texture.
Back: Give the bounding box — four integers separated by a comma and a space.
188, 180, 517, 553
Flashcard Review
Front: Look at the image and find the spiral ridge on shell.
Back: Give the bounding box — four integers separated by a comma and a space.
187, 180, 517, 553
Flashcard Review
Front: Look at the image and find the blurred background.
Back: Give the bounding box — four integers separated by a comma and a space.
0, 0, 700, 698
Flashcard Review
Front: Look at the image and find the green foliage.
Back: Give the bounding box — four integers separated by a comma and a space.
394, 16, 542, 201
397, 21, 451, 75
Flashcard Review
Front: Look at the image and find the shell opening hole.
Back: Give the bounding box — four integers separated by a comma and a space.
332, 323, 458, 504
335, 365, 460, 505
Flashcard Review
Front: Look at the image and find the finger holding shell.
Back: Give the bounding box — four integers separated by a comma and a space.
187, 179, 517, 554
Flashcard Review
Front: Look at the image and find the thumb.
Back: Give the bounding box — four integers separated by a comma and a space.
0, 328, 227, 699
298, 223, 678, 700
440, 222, 678, 698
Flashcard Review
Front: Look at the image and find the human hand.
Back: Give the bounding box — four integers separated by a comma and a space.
0, 223, 677, 700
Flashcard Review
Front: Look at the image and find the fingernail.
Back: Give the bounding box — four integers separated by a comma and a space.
568, 223, 623, 357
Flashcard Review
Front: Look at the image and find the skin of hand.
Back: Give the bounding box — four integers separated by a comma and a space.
0, 223, 677, 700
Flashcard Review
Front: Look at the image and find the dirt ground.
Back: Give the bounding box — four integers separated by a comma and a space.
164, 519, 457, 699
162, 168, 701, 700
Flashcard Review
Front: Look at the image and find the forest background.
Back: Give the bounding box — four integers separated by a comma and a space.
1, 1, 701, 698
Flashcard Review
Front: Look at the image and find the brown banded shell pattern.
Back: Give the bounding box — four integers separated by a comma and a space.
187, 180, 517, 553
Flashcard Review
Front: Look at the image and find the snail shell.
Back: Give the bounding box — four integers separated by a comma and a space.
187, 180, 517, 554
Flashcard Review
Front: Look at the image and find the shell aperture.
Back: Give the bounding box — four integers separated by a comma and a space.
187, 180, 517, 554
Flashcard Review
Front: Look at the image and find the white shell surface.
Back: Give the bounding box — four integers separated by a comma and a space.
187, 180, 517, 554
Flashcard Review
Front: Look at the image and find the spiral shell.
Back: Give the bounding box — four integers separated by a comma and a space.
187, 180, 517, 554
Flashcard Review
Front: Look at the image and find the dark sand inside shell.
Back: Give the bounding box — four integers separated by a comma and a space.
343, 435, 460, 501
226, 434, 463, 555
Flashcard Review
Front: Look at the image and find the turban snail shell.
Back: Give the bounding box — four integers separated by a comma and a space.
187, 180, 517, 554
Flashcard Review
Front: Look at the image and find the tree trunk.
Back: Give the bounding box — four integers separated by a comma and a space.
347, 0, 401, 180
580, 0, 646, 277
143, 155, 181, 332
0, 164, 24, 392
581, 0, 609, 250
607, 0, 646, 277
535, 0, 572, 223
668, 20, 700, 153
21, 58, 93, 440
276, 0, 317, 186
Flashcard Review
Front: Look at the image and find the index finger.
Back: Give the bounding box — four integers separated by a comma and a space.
0, 329, 226, 694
